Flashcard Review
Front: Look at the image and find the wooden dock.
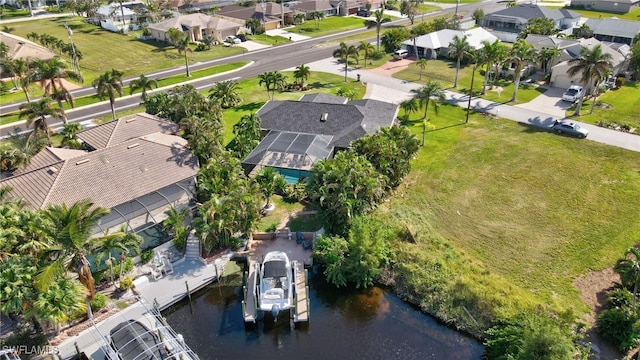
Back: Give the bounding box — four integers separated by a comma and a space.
292, 261, 309, 323
242, 262, 259, 323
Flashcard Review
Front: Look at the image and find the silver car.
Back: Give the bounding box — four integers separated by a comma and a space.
551, 120, 588, 138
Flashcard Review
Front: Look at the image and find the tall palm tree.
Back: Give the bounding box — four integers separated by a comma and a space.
208, 80, 242, 108
400, 98, 418, 122
479, 40, 507, 95
333, 42, 359, 82
358, 41, 375, 68
245, 18, 262, 35
162, 206, 190, 251
31, 58, 83, 109
614, 248, 640, 310
293, 63, 311, 89
365, 9, 391, 52
37, 200, 110, 300
129, 74, 158, 101
538, 47, 561, 75
30, 278, 86, 335
91, 228, 142, 285
507, 39, 537, 102
175, 36, 192, 77
466, 52, 483, 123
93, 69, 124, 121
567, 44, 613, 115
258, 71, 286, 100
19, 97, 66, 144
310, 10, 325, 30
254, 167, 287, 209
414, 58, 428, 80
411, 81, 446, 119
448, 35, 472, 88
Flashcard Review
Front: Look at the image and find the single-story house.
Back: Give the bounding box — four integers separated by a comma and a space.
583, 18, 640, 45
549, 37, 629, 89
400, 27, 499, 59
0, 114, 199, 249
480, 4, 581, 42
217, 3, 294, 31
0, 31, 54, 62
148, 13, 243, 43
94, 2, 140, 33
289, 0, 338, 18
570, 0, 640, 13
243, 93, 398, 182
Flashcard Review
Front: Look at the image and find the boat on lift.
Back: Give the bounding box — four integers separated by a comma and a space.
258, 251, 293, 320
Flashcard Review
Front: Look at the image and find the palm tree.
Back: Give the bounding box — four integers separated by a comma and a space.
19, 97, 66, 144
333, 42, 359, 82
614, 248, 640, 310
293, 63, 311, 89
208, 80, 242, 108
258, 71, 287, 100
246, 18, 262, 35
411, 81, 446, 119
37, 200, 111, 301
567, 44, 613, 115
448, 35, 472, 88
414, 58, 428, 80
335, 87, 355, 100
30, 278, 86, 335
358, 41, 375, 68
93, 69, 124, 121
479, 40, 507, 95
175, 36, 192, 77
310, 10, 325, 30
31, 58, 83, 109
538, 47, 561, 75
0, 256, 37, 316
91, 228, 142, 286
507, 39, 537, 102
400, 98, 418, 122
410, 27, 421, 60
254, 167, 287, 209
162, 206, 190, 251
466, 52, 483, 123
130, 74, 158, 101
60, 122, 83, 149
365, 9, 391, 52
294, 13, 305, 25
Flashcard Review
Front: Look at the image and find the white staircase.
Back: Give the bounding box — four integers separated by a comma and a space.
185, 232, 201, 260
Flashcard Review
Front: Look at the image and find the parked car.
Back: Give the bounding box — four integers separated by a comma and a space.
393, 49, 408, 60
551, 120, 589, 138
357, 9, 371, 16
225, 36, 241, 44
561, 85, 583, 102
237, 33, 247, 42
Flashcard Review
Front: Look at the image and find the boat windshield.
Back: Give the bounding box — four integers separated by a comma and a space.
263, 260, 288, 278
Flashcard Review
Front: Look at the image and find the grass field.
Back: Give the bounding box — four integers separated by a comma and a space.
376, 102, 640, 336
8, 16, 243, 85
291, 16, 369, 37
564, 7, 640, 20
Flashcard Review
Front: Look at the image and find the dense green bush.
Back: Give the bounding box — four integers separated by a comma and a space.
119, 276, 133, 291
141, 250, 154, 264
597, 308, 640, 352
606, 287, 633, 309
90, 293, 108, 311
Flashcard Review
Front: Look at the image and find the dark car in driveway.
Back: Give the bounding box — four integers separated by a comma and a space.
551, 120, 589, 138
357, 9, 371, 16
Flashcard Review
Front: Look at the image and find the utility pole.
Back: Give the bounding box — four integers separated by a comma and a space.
64, 22, 80, 75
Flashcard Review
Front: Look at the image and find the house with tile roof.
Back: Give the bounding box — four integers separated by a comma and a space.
0, 114, 199, 248
480, 4, 581, 42
400, 27, 499, 59
571, 0, 640, 13
217, 2, 294, 31
242, 93, 398, 182
148, 13, 243, 43
583, 18, 640, 45
0, 31, 55, 62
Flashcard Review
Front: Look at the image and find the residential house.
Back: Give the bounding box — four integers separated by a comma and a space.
583, 18, 640, 45
290, 0, 337, 18
242, 93, 398, 182
570, 0, 640, 13
480, 4, 581, 42
0, 113, 199, 250
547, 37, 629, 89
148, 13, 242, 43
400, 27, 499, 59
95, 2, 141, 33
217, 2, 294, 31
0, 31, 54, 62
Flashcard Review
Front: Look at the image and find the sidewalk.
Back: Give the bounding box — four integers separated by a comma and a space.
0, 11, 74, 24
303, 57, 640, 153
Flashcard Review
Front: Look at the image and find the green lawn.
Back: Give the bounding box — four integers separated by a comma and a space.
377, 102, 640, 336
8, 16, 243, 86
0, 7, 30, 20
564, 81, 640, 130
221, 71, 366, 144
394, 58, 547, 104
247, 34, 290, 45
565, 7, 640, 20
291, 16, 368, 37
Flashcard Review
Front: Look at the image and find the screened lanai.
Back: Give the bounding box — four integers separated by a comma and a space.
243, 131, 334, 183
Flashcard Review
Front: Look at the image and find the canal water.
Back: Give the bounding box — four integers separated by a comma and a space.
164, 268, 485, 360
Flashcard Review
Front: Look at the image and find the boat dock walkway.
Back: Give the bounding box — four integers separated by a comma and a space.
242, 261, 258, 322
293, 261, 309, 322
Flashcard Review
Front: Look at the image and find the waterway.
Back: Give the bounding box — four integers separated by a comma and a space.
164, 268, 485, 360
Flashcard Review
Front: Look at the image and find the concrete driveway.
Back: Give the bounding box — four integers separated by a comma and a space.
236, 40, 271, 52
514, 86, 573, 118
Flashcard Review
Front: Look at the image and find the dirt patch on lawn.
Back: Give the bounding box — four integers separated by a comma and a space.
574, 267, 625, 359
368, 58, 413, 76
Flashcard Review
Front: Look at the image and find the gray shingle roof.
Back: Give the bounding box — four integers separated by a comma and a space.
487, 4, 580, 21
76, 113, 179, 150
299, 93, 348, 104
0, 134, 198, 210
585, 18, 640, 39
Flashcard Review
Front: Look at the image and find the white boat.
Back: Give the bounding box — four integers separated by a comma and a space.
258, 251, 293, 319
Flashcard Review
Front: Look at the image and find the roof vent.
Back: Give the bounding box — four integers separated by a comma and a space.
320, 113, 328, 122
125, 117, 137, 123
127, 143, 140, 149
75, 159, 90, 165
47, 166, 58, 174
99, 155, 109, 164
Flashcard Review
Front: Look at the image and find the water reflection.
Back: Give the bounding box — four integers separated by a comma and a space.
164, 269, 484, 360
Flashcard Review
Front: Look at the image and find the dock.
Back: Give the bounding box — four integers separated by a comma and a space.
292, 261, 309, 322
242, 262, 259, 323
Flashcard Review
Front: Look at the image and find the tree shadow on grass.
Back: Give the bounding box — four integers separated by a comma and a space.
234, 102, 264, 112
308, 81, 333, 90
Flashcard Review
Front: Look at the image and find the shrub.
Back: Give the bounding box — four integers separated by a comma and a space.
90, 293, 108, 311
118, 257, 134, 276
606, 288, 633, 309
615, 76, 626, 88
597, 308, 640, 352
119, 276, 133, 291
370, 50, 385, 60
92, 270, 105, 285
141, 250, 154, 264
195, 43, 208, 51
